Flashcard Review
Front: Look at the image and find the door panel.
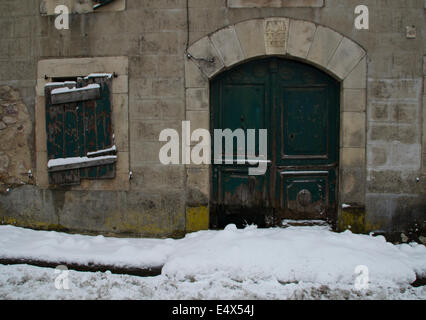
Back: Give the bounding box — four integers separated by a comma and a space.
213, 167, 271, 228
221, 85, 266, 158
210, 58, 340, 228
220, 168, 268, 208
280, 87, 328, 159
277, 170, 329, 220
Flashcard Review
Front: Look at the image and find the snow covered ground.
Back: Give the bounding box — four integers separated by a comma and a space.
0, 224, 425, 300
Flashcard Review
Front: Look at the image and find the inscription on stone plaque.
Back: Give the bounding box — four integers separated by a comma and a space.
264, 19, 289, 53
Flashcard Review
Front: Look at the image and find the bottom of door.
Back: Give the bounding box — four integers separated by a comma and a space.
210, 205, 275, 229
210, 205, 336, 229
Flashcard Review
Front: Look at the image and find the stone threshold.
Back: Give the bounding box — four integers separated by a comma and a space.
0, 258, 163, 277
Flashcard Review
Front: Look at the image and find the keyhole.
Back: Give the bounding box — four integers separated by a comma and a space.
290, 133, 295, 140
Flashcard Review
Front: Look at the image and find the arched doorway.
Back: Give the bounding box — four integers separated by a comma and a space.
210, 57, 340, 228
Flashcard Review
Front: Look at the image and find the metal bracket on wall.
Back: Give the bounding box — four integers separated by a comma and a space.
184, 0, 215, 64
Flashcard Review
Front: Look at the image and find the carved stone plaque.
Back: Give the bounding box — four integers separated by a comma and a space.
264, 19, 289, 54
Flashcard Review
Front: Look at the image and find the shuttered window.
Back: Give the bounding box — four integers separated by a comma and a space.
45, 74, 117, 186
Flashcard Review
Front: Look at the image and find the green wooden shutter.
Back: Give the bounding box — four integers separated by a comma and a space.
80, 76, 115, 180
45, 83, 81, 185
45, 75, 116, 186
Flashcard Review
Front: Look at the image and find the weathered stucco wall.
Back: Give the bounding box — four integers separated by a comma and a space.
0, 86, 33, 191
0, 0, 425, 239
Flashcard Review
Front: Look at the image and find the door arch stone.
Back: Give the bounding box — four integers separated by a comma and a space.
184, 18, 367, 230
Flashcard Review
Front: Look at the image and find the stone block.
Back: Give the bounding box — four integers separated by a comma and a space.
130, 119, 181, 142
186, 167, 209, 205
287, 19, 316, 59
307, 26, 342, 70
129, 55, 155, 77
342, 112, 366, 148
235, 19, 266, 59
422, 153, 426, 174
162, 165, 186, 189
0, 186, 57, 228
140, 32, 179, 55
367, 145, 388, 167
343, 57, 367, 89
130, 141, 163, 165
35, 96, 47, 152
152, 78, 183, 98
130, 164, 185, 192
116, 151, 129, 174
341, 147, 365, 168
340, 168, 365, 205
364, 194, 393, 232
210, 26, 245, 67
389, 143, 421, 169
76, 172, 130, 191
186, 206, 209, 233
186, 110, 210, 132
160, 99, 185, 120
130, 165, 165, 191
369, 103, 389, 121
187, 36, 224, 78
328, 37, 366, 80
424, 56, 426, 75
35, 151, 48, 188
186, 88, 209, 111
338, 205, 366, 234
368, 79, 421, 100
130, 99, 161, 120
390, 104, 417, 124
343, 89, 366, 112
112, 75, 128, 94
185, 58, 208, 88
367, 170, 426, 196
423, 94, 426, 151
369, 124, 418, 145
131, 99, 184, 120
112, 94, 129, 152
129, 78, 153, 99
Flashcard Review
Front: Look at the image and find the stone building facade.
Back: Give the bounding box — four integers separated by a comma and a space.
0, 0, 425, 240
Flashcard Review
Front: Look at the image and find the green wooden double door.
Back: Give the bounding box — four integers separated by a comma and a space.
210, 57, 340, 228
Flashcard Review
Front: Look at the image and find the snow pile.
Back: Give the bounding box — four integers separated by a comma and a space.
0, 224, 425, 291
87, 145, 117, 157
0, 225, 172, 268
1, 264, 425, 300
47, 155, 117, 169
45, 81, 77, 87
164, 225, 425, 288
84, 73, 113, 79
51, 84, 100, 95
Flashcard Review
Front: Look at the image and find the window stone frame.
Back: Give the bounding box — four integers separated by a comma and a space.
35, 56, 129, 191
